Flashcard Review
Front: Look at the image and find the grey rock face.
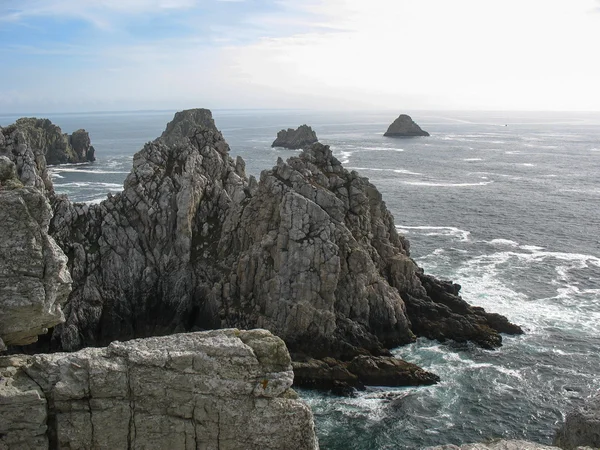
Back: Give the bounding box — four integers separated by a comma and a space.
5, 117, 95, 165
0, 329, 319, 450
272, 124, 319, 149
384, 114, 430, 137
554, 393, 600, 449
0, 159, 71, 349
424, 440, 560, 450
28, 109, 518, 386
1, 123, 54, 196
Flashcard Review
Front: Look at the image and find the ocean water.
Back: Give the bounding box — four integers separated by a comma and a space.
2, 110, 599, 449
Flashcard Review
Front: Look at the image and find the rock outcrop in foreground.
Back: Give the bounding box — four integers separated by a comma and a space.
272, 124, 318, 149
7, 109, 521, 389
5, 118, 95, 165
554, 393, 600, 450
0, 156, 71, 351
0, 329, 319, 450
384, 114, 430, 137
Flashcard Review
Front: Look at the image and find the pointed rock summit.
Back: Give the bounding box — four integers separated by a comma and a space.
272, 124, 318, 149
384, 114, 430, 137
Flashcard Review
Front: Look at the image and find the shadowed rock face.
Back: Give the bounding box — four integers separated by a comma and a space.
8, 118, 95, 165
272, 125, 318, 149
6, 109, 521, 387
384, 114, 430, 137
0, 329, 319, 450
0, 156, 71, 351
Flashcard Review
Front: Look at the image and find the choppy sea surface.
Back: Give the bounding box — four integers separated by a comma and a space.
2, 110, 599, 449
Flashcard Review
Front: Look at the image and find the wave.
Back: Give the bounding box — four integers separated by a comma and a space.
463, 158, 483, 161
51, 168, 129, 174
401, 181, 494, 187
54, 182, 123, 188
396, 225, 470, 242
84, 197, 107, 205
347, 167, 422, 176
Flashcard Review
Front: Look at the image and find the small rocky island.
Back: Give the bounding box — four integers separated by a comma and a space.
272, 124, 318, 149
384, 114, 430, 137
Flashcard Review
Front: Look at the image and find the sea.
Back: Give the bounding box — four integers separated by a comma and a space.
1, 109, 599, 449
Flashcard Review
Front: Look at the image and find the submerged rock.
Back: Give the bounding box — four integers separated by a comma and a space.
554, 393, 600, 449
0, 329, 319, 449
0, 156, 71, 350
384, 114, 430, 137
9, 108, 521, 389
272, 124, 318, 149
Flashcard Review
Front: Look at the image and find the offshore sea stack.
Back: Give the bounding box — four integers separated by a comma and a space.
3, 109, 521, 389
272, 124, 318, 149
7, 118, 95, 165
384, 114, 430, 137
0, 329, 319, 449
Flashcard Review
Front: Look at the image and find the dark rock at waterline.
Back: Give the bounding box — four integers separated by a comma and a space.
384, 114, 430, 137
292, 355, 438, 395
8, 108, 522, 388
272, 124, 318, 149
402, 273, 524, 350
10, 118, 95, 165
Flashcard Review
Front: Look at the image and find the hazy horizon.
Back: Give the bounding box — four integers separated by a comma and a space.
2, 0, 600, 114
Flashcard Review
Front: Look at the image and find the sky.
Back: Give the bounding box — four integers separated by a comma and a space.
1, 0, 600, 113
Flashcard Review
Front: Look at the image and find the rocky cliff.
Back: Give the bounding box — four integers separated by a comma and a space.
0, 156, 71, 351
272, 124, 318, 149
6, 118, 95, 165
384, 114, 430, 137
554, 393, 600, 449
0, 329, 319, 449
7, 109, 521, 388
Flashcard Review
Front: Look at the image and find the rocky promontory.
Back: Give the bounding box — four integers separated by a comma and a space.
8, 118, 95, 165
272, 124, 318, 149
0, 329, 319, 449
384, 114, 430, 137
4, 109, 521, 390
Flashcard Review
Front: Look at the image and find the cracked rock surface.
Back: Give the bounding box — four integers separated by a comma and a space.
0, 155, 71, 350
0, 329, 319, 450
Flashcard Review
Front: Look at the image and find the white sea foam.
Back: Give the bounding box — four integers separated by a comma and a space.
448, 248, 600, 334
50, 173, 65, 179
402, 180, 494, 187
521, 163, 535, 167
84, 197, 107, 205
488, 239, 519, 247
347, 167, 422, 176
463, 158, 483, 161
396, 225, 471, 242
51, 168, 129, 174
55, 182, 123, 188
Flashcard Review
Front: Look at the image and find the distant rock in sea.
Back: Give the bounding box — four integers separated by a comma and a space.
10, 118, 96, 165
384, 114, 430, 137
272, 124, 318, 149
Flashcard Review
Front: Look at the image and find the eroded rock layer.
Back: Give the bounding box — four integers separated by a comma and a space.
0, 329, 319, 450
